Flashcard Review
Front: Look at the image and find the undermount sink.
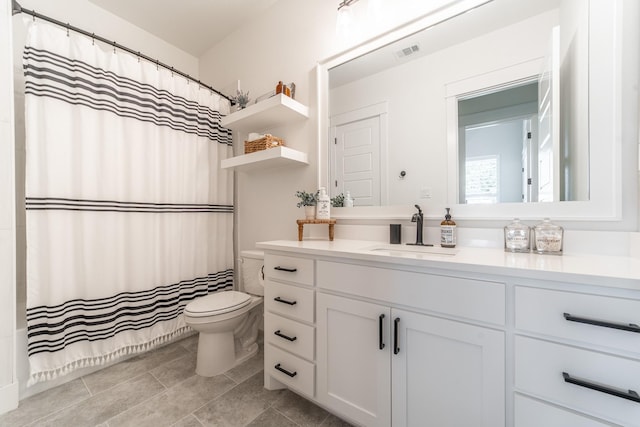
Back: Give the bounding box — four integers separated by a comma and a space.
365, 244, 458, 257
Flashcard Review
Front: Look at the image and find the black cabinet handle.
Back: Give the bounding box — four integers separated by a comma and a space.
379, 314, 386, 350
274, 296, 297, 306
393, 317, 400, 355
274, 266, 297, 273
274, 330, 297, 342
563, 372, 640, 403
563, 312, 640, 333
275, 363, 297, 378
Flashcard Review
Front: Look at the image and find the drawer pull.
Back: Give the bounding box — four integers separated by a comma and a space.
379, 314, 386, 350
274, 330, 297, 342
562, 372, 640, 403
274, 296, 297, 306
563, 312, 640, 333
274, 266, 297, 273
275, 363, 297, 378
393, 317, 400, 355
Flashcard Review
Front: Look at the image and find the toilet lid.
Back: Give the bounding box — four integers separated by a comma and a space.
184, 291, 251, 316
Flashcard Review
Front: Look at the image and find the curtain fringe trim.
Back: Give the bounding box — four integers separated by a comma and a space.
27, 326, 193, 386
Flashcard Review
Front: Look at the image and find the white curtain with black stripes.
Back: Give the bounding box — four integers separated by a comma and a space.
23, 20, 234, 384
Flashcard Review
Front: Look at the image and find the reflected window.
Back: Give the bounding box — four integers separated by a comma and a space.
465, 155, 499, 204
458, 82, 538, 204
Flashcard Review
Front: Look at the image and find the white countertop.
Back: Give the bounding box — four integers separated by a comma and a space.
256, 239, 640, 291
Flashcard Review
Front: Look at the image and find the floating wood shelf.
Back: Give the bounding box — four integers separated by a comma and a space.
221, 94, 309, 133
221, 146, 308, 172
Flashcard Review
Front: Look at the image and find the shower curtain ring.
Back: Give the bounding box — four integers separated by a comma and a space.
137, 52, 141, 63
66, 24, 69, 37
112, 41, 116, 54
91, 33, 95, 45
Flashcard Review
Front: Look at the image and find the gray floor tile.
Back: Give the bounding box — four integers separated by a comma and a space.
178, 335, 199, 354
320, 413, 355, 427
193, 371, 284, 427
223, 346, 263, 384
246, 408, 297, 427
107, 374, 236, 427
34, 373, 165, 427
150, 352, 198, 388
172, 415, 204, 427
83, 340, 190, 394
4, 330, 352, 427
272, 389, 330, 426
0, 378, 89, 427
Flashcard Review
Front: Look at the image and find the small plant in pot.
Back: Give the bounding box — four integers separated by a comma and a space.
234, 89, 250, 109
331, 193, 345, 207
295, 190, 318, 219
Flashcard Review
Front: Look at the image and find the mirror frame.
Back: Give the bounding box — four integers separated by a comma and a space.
317, 0, 623, 221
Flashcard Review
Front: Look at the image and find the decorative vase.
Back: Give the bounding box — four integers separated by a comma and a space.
304, 206, 315, 220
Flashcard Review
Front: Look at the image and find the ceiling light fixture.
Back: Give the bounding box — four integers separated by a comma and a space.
336, 0, 359, 39
338, 0, 359, 11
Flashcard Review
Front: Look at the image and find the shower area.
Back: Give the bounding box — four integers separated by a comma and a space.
9, 1, 235, 399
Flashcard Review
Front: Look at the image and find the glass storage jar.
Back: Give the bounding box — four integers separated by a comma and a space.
533, 218, 563, 255
504, 218, 530, 253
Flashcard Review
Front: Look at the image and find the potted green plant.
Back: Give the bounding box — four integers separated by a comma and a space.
296, 190, 318, 219
234, 89, 250, 109
331, 193, 345, 207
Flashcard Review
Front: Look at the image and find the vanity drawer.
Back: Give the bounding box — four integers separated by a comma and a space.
515, 286, 640, 356
317, 260, 505, 325
264, 254, 314, 286
265, 312, 315, 361
515, 336, 640, 426
265, 344, 315, 398
515, 395, 619, 427
265, 280, 314, 323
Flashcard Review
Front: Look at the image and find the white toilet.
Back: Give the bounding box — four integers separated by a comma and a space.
184, 250, 264, 377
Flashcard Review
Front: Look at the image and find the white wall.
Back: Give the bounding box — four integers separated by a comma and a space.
201, 0, 639, 253
199, 0, 509, 252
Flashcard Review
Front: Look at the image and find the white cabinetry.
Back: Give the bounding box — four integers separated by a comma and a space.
259, 239, 640, 427
220, 94, 309, 171
316, 260, 505, 427
515, 285, 640, 426
263, 254, 316, 398
316, 294, 391, 426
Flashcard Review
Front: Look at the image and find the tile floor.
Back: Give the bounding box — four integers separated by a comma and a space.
0, 333, 353, 427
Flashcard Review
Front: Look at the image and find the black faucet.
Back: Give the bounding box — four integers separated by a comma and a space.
407, 204, 433, 246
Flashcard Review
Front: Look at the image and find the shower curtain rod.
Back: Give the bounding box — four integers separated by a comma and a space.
11, 0, 235, 104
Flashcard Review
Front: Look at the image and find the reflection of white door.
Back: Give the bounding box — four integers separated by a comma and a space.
538, 26, 560, 202
522, 117, 538, 202
332, 116, 381, 206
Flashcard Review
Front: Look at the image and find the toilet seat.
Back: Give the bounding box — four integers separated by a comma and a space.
184, 291, 251, 317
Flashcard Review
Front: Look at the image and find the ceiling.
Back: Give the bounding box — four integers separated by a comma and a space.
88, 0, 280, 57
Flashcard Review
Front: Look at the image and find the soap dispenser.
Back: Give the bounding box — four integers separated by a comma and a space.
344, 191, 354, 208
440, 208, 456, 248
316, 187, 331, 219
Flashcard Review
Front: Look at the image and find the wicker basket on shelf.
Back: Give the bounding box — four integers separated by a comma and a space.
244, 134, 285, 154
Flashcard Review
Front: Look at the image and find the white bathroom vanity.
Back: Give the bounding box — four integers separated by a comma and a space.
258, 239, 640, 427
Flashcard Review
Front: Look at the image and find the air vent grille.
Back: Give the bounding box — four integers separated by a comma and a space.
395, 44, 420, 58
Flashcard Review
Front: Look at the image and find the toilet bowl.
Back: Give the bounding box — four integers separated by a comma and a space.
184, 250, 264, 377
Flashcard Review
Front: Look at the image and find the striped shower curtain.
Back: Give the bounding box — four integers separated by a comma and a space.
23, 20, 234, 384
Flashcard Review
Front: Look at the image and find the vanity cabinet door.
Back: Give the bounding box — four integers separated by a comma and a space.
392, 309, 505, 427
316, 292, 391, 427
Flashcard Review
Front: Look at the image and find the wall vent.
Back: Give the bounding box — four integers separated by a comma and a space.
395, 44, 420, 58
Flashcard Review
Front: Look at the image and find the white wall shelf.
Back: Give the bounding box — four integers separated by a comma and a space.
221, 93, 309, 133
221, 146, 308, 172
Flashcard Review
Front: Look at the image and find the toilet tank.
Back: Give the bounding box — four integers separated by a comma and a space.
240, 250, 264, 296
